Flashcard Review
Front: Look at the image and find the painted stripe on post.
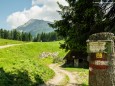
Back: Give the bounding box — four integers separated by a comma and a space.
90, 63, 109, 69
89, 67, 93, 71
94, 60, 108, 65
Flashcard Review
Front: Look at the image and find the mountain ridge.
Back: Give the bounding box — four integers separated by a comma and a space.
16, 19, 54, 36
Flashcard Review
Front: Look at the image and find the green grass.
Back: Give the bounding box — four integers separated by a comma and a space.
64, 68, 89, 86
0, 38, 24, 46
0, 41, 67, 86
59, 75, 69, 86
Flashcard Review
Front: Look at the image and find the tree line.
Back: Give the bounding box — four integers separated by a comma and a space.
0, 29, 62, 42
33, 32, 62, 42
0, 29, 32, 41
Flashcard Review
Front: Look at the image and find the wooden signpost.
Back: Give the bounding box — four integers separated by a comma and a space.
87, 32, 115, 86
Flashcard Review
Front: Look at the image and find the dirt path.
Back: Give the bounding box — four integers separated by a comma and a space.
0, 42, 32, 49
59, 68, 81, 86
45, 64, 66, 86
0, 44, 21, 49
0, 44, 84, 86
41, 64, 82, 86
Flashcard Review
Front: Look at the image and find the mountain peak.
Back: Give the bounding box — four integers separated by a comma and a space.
16, 19, 54, 36
28, 19, 44, 22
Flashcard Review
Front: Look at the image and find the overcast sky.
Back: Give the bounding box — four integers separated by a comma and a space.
0, 0, 67, 30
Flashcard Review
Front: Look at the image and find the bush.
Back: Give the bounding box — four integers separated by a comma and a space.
53, 57, 64, 63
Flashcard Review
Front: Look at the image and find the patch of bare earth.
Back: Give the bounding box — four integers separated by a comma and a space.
0, 44, 21, 49
40, 64, 83, 86
0, 43, 32, 49
41, 64, 67, 86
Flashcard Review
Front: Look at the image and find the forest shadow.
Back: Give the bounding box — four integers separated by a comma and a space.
0, 68, 44, 86
61, 64, 88, 69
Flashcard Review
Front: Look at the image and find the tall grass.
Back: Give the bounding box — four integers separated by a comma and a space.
0, 41, 67, 85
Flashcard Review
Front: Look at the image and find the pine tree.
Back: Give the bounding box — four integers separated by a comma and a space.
49, 0, 108, 51
40, 32, 47, 42
3, 30, 9, 39
37, 33, 40, 42
28, 33, 32, 41
21, 32, 26, 41
49, 32, 57, 41
0, 29, 4, 38
12, 29, 19, 40
49, 0, 115, 85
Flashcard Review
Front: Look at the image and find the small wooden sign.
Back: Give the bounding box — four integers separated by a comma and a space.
87, 41, 113, 53
88, 42, 106, 53
96, 53, 102, 58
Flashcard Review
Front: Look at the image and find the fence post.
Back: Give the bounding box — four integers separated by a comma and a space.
87, 32, 115, 86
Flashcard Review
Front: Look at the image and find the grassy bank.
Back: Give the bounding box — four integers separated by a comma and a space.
0, 41, 67, 86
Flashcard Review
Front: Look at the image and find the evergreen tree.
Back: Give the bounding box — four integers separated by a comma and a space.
3, 30, 9, 39
49, 32, 57, 41
49, 0, 115, 85
0, 28, 33, 42
9, 30, 13, 40
40, 32, 47, 42
28, 33, 32, 41
33, 32, 60, 42
38, 34, 41, 41
49, 0, 109, 52
0, 29, 4, 38
0, 30, 1, 38
21, 32, 26, 41
12, 29, 19, 40
101, 0, 115, 32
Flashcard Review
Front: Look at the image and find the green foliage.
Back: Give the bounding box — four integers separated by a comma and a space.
33, 32, 62, 42
0, 29, 61, 42
49, 0, 114, 53
0, 29, 32, 42
53, 57, 64, 63
97, 0, 115, 33
0, 41, 67, 85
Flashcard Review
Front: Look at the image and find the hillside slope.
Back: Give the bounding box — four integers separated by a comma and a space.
16, 19, 54, 36
0, 41, 66, 85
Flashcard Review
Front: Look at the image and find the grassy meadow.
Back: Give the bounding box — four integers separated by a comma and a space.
0, 40, 67, 86
0, 38, 24, 46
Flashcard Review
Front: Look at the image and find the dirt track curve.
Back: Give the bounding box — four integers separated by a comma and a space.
41, 64, 84, 86
0, 43, 32, 49
0, 44, 21, 49
0, 44, 85, 86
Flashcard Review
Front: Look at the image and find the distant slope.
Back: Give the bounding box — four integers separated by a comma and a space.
16, 19, 54, 36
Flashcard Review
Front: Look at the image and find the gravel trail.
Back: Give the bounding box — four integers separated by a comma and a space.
41, 64, 82, 86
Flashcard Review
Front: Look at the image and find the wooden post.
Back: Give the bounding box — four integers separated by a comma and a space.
87, 32, 115, 86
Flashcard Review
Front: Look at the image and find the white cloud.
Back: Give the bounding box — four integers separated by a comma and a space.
32, 0, 46, 6
7, 12, 28, 29
7, 0, 68, 29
